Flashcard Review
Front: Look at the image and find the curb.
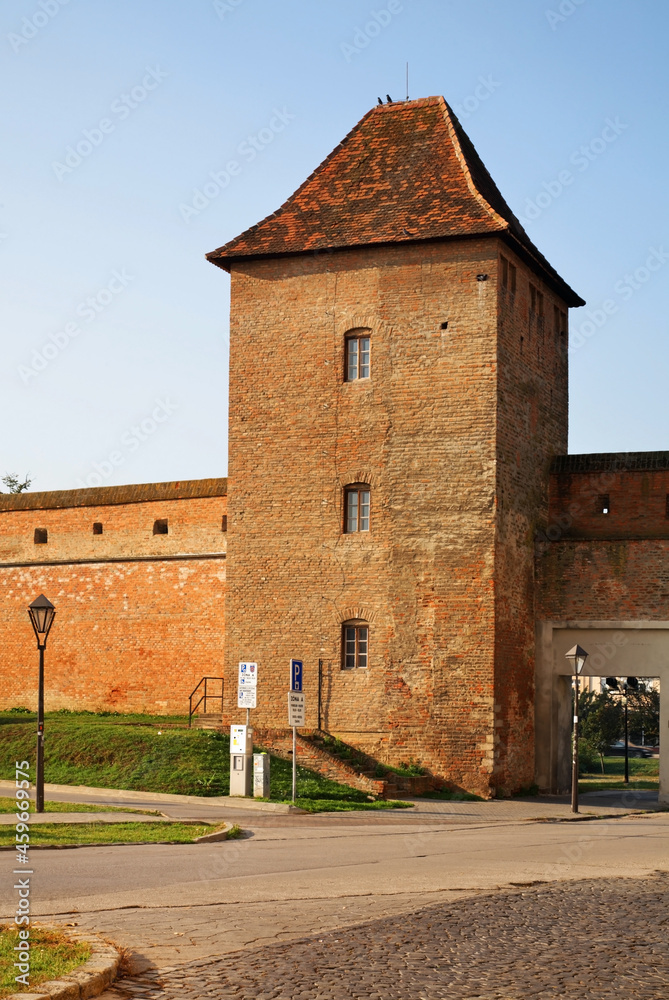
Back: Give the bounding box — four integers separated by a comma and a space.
0, 780, 304, 813
194, 822, 231, 842
6, 932, 119, 1000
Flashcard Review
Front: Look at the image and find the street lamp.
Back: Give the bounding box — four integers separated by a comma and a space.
28, 595, 56, 814
606, 675, 639, 784
565, 644, 588, 814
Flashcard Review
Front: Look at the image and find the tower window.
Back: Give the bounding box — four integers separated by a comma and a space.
501, 255, 516, 294
345, 332, 370, 381
153, 518, 168, 535
342, 621, 369, 669
554, 305, 567, 337
344, 485, 370, 533
222, 515, 227, 532
597, 495, 610, 515
34, 528, 47, 544
665, 495, 669, 520
92, 522, 103, 535
530, 283, 544, 319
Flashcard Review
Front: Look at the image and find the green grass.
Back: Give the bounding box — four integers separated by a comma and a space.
0, 924, 90, 997
290, 797, 412, 812
0, 797, 161, 815
0, 711, 410, 811
579, 755, 659, 793
0, 821, 221, 847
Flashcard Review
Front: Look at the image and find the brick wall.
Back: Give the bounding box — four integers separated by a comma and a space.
538, 459, 669, 621
493, 247, 570, 791
544, 456, 669, 542
0, 480, 227, 714
224, 238, 569, 796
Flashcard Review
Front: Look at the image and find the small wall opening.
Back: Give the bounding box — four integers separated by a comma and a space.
153, 518, 168, 535
597, 494, 610, 515
92, 522, 103, 535
34, 528, 48, 544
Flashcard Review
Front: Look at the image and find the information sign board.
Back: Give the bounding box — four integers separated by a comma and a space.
238, 661, 258, 687
238, 687, 256, 709
288, 691, 305, 727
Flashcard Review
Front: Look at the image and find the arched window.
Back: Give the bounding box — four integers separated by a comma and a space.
344, 484, 370, 533
345, 330, 370, 381
342, 620, 368, 669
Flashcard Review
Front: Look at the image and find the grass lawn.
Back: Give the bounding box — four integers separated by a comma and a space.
0, 820, 227, 847
0, 711, 411, 812
580, 755, 659, 793
0, 924, 90, 998
0, 797, 161, 815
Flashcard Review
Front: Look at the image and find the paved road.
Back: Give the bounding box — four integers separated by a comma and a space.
97, 874, 669, 999
6, 810, 667, 971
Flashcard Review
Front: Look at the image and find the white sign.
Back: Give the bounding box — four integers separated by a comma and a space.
238, 661, 258, 687
288, 690, 305, 727
238, 687, 256, 709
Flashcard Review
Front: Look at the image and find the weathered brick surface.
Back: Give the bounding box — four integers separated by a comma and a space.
0, 484, 226, 714
494, 251, 570, 791
224, 239, 570, 796
538, 462, 669, 621
544, 462, 669, 542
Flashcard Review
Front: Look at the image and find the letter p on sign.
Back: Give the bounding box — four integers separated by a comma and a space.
290, 659, 303, 692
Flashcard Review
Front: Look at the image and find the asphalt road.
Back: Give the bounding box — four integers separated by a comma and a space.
4, 809, 667, 973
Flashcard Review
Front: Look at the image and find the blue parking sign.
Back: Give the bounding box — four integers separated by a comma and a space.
290, 659, 303, 692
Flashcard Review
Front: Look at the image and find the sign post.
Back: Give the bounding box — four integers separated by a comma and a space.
289, 659, 304, 803
238, 661, 258, 727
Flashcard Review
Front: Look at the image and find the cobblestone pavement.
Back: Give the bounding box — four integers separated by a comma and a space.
100, 874, 669, 999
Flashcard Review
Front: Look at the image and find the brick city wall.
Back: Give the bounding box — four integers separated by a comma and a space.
0, 480, 227, 714
224, 237, 571, 797
538, 459, 669, 621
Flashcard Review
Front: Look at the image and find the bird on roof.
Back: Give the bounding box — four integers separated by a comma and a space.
386, 94, 393, 103
377, 97, 383, 105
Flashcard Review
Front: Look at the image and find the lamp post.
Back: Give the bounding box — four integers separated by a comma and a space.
27, 595, 56, 814
606, 675, 639, 784
565, 644, 588, 814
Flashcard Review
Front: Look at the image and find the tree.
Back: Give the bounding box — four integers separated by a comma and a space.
628, 681, 660, 746
1, 473, 32, 493
580, 690, 623, 773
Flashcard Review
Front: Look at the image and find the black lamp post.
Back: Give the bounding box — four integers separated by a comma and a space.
28, 595, 56, 814
606, 675, 639, 784
565, 644, 588, 814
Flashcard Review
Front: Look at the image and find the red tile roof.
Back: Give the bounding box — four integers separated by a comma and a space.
207, 96, 583, 306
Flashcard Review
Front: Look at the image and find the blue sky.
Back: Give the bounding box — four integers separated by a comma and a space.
1, 0, 667, 491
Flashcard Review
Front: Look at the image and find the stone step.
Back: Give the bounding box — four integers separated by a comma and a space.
192, 714, 224, 729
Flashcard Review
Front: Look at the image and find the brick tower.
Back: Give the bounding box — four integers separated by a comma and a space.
208, 97, 583, 796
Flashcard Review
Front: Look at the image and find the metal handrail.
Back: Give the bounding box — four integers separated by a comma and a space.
188, 676, 224, 727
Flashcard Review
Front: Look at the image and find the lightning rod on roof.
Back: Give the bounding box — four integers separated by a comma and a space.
406, 62, 409, 101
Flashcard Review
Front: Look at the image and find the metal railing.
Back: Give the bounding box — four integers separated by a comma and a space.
188, 676, 224, 727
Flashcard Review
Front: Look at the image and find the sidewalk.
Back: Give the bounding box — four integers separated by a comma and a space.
0, 779, 662, 826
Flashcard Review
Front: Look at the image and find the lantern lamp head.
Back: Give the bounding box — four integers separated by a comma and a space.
564, 644, 588, 675
28, 594, 56, 647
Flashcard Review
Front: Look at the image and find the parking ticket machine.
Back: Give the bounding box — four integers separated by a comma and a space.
229, 725, 253, 796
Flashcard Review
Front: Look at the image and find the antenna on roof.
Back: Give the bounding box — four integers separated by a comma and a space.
406, 62, 409, 101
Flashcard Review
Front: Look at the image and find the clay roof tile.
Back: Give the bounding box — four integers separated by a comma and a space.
207, 96, 583, 306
